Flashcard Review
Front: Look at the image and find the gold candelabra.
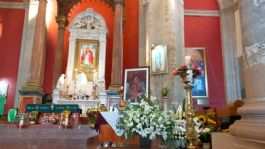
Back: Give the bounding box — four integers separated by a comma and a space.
183, 83, 197, 149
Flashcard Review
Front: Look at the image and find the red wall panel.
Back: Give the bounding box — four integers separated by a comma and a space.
123, 0, 139, 69
184, 0, 219, 10
0, 9, 25, 113
184, 16, 226, 109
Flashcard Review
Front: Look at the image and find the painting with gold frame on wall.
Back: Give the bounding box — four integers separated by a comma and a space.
74, 39, 99, 81
150, 44, 168, 75
185, 47, 208, 98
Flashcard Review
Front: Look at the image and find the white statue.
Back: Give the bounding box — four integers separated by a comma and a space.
68, 78, 75, 95
55, 74, 65, 91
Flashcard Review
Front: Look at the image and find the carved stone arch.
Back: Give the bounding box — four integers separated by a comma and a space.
69, 8, 108, 32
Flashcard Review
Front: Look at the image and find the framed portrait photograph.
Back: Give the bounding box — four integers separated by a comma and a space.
151, 44, 168, 75
185, 47, 208, 98
74, 39, 99, 80
123, 67, 150, 103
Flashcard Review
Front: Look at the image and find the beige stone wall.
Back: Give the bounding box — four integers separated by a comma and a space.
139, 0, 185, 108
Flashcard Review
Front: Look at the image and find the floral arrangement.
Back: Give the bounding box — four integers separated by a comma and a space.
172, 64, 202, 85
86, 104, 107, 126
193, 108, 219, 143
118, 95, 184, 146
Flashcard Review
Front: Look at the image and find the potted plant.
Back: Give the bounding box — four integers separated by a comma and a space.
160, 87, 169, 97
29, 111, 38, 124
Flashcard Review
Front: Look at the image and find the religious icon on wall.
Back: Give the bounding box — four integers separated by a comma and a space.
75, 39, 99, 81
151, 44, 168, 75
80, 44, 96, 67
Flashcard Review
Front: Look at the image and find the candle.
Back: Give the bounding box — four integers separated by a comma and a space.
185, 56, 191, 65
93, 70, 97, 82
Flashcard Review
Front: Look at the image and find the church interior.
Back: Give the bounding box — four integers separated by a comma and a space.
0, 0, 265, 148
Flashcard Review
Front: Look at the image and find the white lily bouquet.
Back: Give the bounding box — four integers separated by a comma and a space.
117, 95, 185, 146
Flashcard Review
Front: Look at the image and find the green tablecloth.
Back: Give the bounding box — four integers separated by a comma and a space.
0, 95, 6, 116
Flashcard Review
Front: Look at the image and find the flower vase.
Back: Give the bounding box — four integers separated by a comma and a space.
139, 136, 152, 148
202, 143, 210, 149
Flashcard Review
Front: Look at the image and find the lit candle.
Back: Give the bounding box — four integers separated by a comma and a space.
93, 70, 97, 82
184, 56, 191, 65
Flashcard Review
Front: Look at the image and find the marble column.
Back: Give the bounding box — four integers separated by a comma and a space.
229, 0, 265, 143
19, 0, 47, 112
53, 15, 68, 87
218, 0, 242, 102
109, 0, 124, 91
147, 0, 185, 104
15, 0, 39, 107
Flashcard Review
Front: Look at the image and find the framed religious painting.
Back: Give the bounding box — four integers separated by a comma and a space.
123, 67, 150, 103
185, 47, 208, 98
74, 39, 99, 81
150, 44, 168, 75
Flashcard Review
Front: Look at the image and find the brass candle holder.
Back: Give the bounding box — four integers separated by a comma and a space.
173, 65, 202, 149
183, 82, 197, 149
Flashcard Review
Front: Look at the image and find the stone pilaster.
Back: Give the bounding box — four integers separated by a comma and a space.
218, 0, 242, 102
229, 0, 265, 143
14, 0, 39, 107
19, 0, 48, 112
53, 15, 68, 88
109, 0, 124, 91
139, 0, 150, 66
147, 0, 185, 104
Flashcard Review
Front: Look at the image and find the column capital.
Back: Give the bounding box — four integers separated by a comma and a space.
217, 0, 239, 12
57, 0, 80, 16
56, 15, 68, 29
114, 0, 124, 5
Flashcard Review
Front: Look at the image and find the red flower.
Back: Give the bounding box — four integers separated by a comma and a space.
182, 65, 188, 70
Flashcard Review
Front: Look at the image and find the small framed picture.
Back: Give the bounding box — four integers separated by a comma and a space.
123, 67, 150, 103
185, 47, 208, 98
151, 44, 168, 75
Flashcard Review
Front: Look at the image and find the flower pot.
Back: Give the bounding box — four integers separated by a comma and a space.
139, 136, 152, 148
203, 143, 210, 149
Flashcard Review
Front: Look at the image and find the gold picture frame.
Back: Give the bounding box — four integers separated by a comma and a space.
150, 44, 168, 75
185, 47, 208, 98
74, 39, 99, 81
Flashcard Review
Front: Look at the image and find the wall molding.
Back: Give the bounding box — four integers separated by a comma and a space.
219, 1, 239, 13
0, 1, 25, 9
184, 9, 220, 17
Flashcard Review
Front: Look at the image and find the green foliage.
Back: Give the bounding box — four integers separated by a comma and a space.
160, 87, 170, 97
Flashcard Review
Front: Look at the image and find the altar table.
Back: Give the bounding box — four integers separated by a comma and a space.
0, 124, 98, 149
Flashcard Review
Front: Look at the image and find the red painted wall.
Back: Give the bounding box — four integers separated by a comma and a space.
184, 2, 226, 109
43, 0, 58, 93
0, 9, 25, 113
0, 0, 22, 2
184, 0, 219, 10
123, 0, 139, 69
